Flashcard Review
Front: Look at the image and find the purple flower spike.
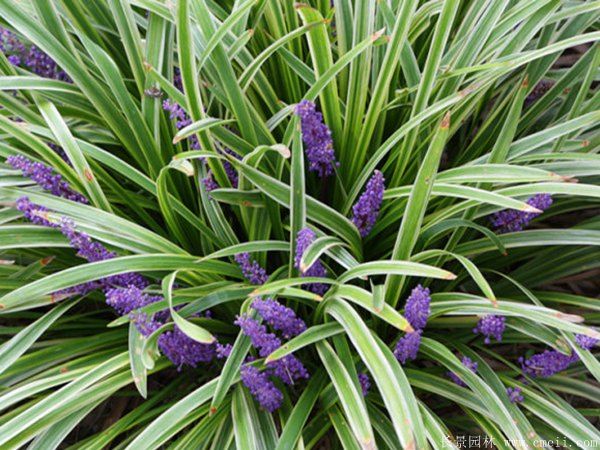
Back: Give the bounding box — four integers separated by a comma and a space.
173, 67, 183, 92
252, 298, 306, 339
448, 356, 478, 387
25, 45, 70, 81
1, 28, 26, 61
235, 314, 309, 385
295, 100, 338, 177
575, 334, 598, 351
351, 170, 384, 237
358, 373, 371, 396
294, 228, 328, 295
105, 285, 161, 316
490, 194, 552, 234
403, 285, 431, 330
235, 253, 269, 285
158, 326, 216, 370
202, 172, 219, 193
15, 197, 55, 227
240, 365, 283, 412
394, 330, 422, 364
216, 343, 233, 359
519, 349, 578, 378
59, 218, 148, 289
235, 315, 281, 357
162, 99, 199, 149
474, 315, 506, 344
507, 387, 524, 404
7, 155, 87, 203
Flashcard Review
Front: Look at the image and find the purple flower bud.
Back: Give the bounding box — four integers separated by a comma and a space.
507, 387, 523, 403
7, 155, 87, 203
7, 54, 20, 65
216, 343, 233, 359
403, 285, 431, 330
393, 330, 422, 364
519, 349, 577, 378
295, 100, 338, 177
240, 365, 283, 412
490, 194, 552, 234
235, 253, 269, 285
473, 315, 506, 344
351, 170, 384, 237
358, 373, 371, 396
448, 356, 478, 387
575, 334, 598, 351
294, 228, 328, 295
252, 298, 306, 339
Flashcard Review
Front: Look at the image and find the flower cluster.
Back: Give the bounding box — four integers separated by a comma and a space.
403, 285, 431, 330
358, 373, 371, 396
394, 330, 422, 364
239, 365, 283, 413
235, 314, 309, 410
233, 260, 309, 411
507, 386, 523, 404
7, 155, 87, 203
251, 297, 306, 339
448, 356, 478, 387
351, 170, 385, 237
235, 253, 269, 285
158, 326, 216, 369
575, 333, 598, 350
105, 285, 160, 316
12, 164, 220, 372
294, 228, 328, 295
490, 194, 553, 234
1, 27, 69, 81
473, 315, 506, 344
519, 349, 577, 378
394, 285, 431, 364
295, 100, 338, 177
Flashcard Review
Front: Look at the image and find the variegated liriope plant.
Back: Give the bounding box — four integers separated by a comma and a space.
0, 0, 599, 449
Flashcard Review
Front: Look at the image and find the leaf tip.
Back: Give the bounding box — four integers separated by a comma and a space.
40, 256, 55, 266
522, 205, 542, 213
444, 271, 457, 280
441, 112, 451, 129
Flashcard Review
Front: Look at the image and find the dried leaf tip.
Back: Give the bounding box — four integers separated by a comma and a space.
522, 205, 542, 213
41, 256, 55, 266
372, 28, 386, 41
444, 270, 457, 280
142, 61, 153, 72
294, 2, 309, 9
521, 74, 529, 89
440, 111, 451, 129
